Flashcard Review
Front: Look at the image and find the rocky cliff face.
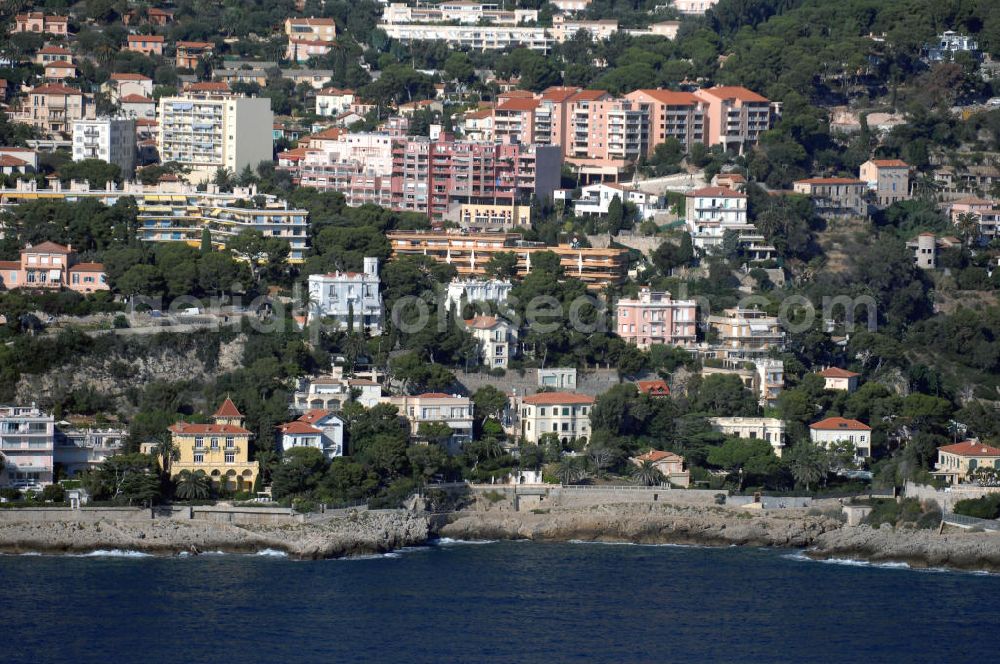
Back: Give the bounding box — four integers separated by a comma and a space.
811, 525, 1000, 571
14, 334, 246, 409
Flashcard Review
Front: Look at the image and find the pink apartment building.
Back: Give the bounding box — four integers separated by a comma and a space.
0, 242, 108, 293
692, 86, 776, 152
624, 89, 706, 151
616, 288, 697, 349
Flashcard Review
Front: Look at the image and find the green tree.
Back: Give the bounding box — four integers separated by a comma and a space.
630, 460, 665, 486
174, 469, 211, 500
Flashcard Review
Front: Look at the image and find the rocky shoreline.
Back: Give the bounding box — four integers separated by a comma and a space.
4, 503, 1000, 572
0, 511, 430, 560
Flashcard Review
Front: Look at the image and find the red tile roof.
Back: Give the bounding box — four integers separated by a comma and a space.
24, 241, 71, 254
30, 84, 83, 95
120, 93, 154, 103
168, 423, 251, 435
213, 397, 243, 418
938, 441, 1000, 457
635, 450, 683, 463
111, 72, 152, 81
0, 155, 29, 167
809, 417, 870, 431
817, 367, 860, 379
496, 97, 540, 112
464, 315, 504, 329
187, 81, 230, 92
869, 159, 908, 168
297, 409, 333, 424
629, 89, 699, 106
540, 86, 581, 102
522, 392, 594, 405
68, 262, 105, 272
687, 186, 746, 198
569, 89, 609, 103
38, 46, 72, 55
696, 86, 769, 103
415, 392, 460, 399
45, 60, 75, 69
636, 379, 670, 396
279, 421, 323, 435
127, 34, 164, 42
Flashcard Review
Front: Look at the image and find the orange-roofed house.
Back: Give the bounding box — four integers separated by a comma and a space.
175, 41, 214, 70
35, 45, 73, 65
464, 316, 517, 368
494, 96, 540, 145
103, 73, 154, 100
14, 13, 68, 35
519, 392, 594, 444
792, 177, 869, 219
384, 393, 473, 450
279, 410, 345, 458
692, 85, 775, 151
933, 440, 1000, 484
809, 417, 871, 459
168, 399, 257, 491
624, 89, 706, 152
15, 84, 93, 136
43, 61, 76, 81
817, 367, 860, 392
126, 34, 164, 56
0, 241, 108, 293
636, 379, 671, 398
631, 450, 689, 486
859, 158, 910, 207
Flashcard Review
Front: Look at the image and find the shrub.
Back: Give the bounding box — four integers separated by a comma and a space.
482, 490, 506, 504
0, 488, 22, 501
41, 484, 65, 502
953, 495, 1000, 520
113, 314, 130, 329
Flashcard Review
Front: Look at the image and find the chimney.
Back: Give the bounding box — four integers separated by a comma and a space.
363, 256, 379, 277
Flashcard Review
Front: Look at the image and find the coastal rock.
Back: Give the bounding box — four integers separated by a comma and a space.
811, 525, 1000, 572
435, 503, 841, 548
0, 510, 429, 559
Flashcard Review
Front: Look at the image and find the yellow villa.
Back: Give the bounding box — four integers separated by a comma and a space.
169, 398, 257, 491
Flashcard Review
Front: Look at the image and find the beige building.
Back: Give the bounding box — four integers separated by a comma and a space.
631, 450, 690, 487
792, 177, 869, 218
13, 84, 94, 136
859, 159, 909, 207
519, 392, 594, 444
708, 417, 786, 457
692, 86, 775, 152
157, 91, 274, 182
168, 399, 257, 492
455, 203, 532, 230
385, 393, 473, 451
707, 307, 784, 357
464, 316, 517, 368
933, 440, 1000, 484
817, 367, 860, 392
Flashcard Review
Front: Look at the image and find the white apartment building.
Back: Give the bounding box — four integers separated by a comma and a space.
292, 373, 383, 412
708, 416, 786, 457
519, 392, 594, 444
684, 186, 749, 250
0, 405, 55, 489
809, 417, 872, 459
315, 88, 356, 117
445, 278, 513, 311
382, 2, 538, 25
385, 393, 474, 451
54, 426, 126, 476
671, 0, 721, 14
575, 183, 662, 220
157, 93, 273, 182
72, 117, 137, 176
279, 409, 345, 459
378, 23, 553, 52
307, 257, 383, 334
465, 315, 517, 368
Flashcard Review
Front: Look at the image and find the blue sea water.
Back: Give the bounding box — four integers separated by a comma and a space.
2, 540, 997, 663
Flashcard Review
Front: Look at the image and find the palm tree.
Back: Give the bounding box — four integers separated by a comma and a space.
152, 434, 179, 481
912, 174, 940, 203
174, 470, 211, 500
630, 460, 665, 487
556, 458, 588, 485
954, 212, 981, 247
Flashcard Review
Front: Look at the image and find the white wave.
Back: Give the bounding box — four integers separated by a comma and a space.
432, 537, 497, 546
342, 551, 402, 560
255, 548, 288, 557
567, 539, 701, 548
782, 551, 997, 575
77, 549, 152, 558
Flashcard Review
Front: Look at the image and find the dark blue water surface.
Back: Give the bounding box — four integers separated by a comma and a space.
2, 540, 997, 663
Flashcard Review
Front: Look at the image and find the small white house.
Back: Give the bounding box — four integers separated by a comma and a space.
307, 257, 383, 334
574, 182, 662, 220
809, 417, 871, 460
278, 409, 345, 459
464, 315, 517, 368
